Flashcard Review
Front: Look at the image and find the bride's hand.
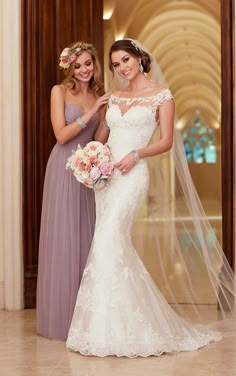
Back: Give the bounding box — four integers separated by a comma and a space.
115, 153, 136, 175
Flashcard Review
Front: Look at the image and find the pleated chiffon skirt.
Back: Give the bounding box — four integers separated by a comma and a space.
36, 139, 96, 340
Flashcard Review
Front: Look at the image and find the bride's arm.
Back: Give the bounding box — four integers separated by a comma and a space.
138, 98, 175, 159
115, 99, 175, 174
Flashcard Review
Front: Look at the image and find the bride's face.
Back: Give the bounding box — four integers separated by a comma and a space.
111, 50, 140, 81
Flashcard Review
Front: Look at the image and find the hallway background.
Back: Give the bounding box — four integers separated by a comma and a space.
0, 0, 235, 310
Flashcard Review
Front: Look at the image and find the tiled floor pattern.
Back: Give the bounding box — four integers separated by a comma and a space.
0, 309, 236, 376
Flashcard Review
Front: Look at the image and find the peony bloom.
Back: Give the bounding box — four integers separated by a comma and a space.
100, 162, 113, 176
89, 166, 101, 180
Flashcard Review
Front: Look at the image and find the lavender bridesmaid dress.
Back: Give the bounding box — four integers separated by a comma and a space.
37, 104, 99, 340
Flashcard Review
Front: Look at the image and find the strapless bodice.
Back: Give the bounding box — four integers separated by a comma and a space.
64, 103, 99, 149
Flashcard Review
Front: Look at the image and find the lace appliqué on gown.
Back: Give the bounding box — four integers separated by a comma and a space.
66, 88, 222, 357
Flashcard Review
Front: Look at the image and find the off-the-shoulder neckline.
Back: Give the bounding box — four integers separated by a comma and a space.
110, 88, 170, 101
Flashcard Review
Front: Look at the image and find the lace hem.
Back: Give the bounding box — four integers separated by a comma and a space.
66, 330, 222, 358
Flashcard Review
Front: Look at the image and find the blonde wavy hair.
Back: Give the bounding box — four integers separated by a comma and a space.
61, 41, 104, 96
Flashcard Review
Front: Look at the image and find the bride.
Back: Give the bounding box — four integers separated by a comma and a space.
66, 39, 236, 357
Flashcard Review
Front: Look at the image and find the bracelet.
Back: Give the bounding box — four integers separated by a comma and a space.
103, 120, 110, 130
76, 117, 87, 129
130, 150, 140, 164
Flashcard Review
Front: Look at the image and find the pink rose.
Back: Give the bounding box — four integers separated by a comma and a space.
74, 157, 82, 167
99, 162, 113, 176
89, 166, 101, 180
89, 156, 98, 163
69, 53, 77, 63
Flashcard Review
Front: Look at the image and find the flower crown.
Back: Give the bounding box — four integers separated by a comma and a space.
59, 43, 96, 69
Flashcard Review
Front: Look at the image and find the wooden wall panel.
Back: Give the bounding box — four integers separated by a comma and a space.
221, 0, 235, 269
22, 0, 104, 308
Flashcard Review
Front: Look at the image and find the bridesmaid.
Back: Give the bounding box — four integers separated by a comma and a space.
36, 41, 110, 340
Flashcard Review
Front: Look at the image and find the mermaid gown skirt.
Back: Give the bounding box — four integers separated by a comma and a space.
66, 90, 221, 356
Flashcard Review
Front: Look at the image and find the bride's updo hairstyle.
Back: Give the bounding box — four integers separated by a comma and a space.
109, 39, 152, 74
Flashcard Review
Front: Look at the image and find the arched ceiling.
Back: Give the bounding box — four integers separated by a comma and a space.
104, 0, 221, 129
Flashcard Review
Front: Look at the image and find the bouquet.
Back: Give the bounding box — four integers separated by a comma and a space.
66, 141, 114, 190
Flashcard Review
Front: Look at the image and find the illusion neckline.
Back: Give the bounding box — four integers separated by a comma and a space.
110, 88, 169, 101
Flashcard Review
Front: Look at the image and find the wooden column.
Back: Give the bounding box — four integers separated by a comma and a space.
221, 0, 235, 269
22, 0, 104, 308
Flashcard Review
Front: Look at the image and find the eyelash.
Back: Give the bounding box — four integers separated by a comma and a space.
113, 57, 129, 68
75, 61, 92, 69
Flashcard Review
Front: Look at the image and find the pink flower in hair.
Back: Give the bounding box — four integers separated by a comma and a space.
59, 43, 96, 69
69, 53, 77, 63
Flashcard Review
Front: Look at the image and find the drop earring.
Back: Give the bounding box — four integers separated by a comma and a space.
139, 62, 144, 73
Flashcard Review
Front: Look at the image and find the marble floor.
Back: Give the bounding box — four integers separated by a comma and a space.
0, 309, 236, 376
1, 200, 233, 375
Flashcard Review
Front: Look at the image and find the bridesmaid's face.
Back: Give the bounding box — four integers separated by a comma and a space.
73, 51, 94, 83
111, 50, 140, 81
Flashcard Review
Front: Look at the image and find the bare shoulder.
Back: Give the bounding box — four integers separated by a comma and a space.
111, 90, 124, 97
149, 85, 168, 95
51, 84, 67, 97
51, 85, 67, 108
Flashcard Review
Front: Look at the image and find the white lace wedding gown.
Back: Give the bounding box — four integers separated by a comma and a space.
66, 88, 221, 357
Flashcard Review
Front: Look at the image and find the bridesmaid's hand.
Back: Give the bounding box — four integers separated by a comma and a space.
92, 93, 111, 115
115, 153, 136, 175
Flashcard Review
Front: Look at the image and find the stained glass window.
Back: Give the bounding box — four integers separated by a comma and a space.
182, 116, 216, 164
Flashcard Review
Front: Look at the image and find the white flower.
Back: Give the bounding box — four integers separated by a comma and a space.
59, 61, 70, 69
74, 149, 84, 157
99, 155, 109, 163
87, 141, 101, 147
75, 170, 90, 183
60, 48, 69, 57
86, 149, 99, 156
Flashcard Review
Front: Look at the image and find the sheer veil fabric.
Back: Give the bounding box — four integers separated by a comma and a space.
115, 39, 236, 331
65, 39, 236, 357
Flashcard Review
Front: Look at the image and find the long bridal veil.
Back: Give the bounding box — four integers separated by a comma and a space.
111, 38, 236, 332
